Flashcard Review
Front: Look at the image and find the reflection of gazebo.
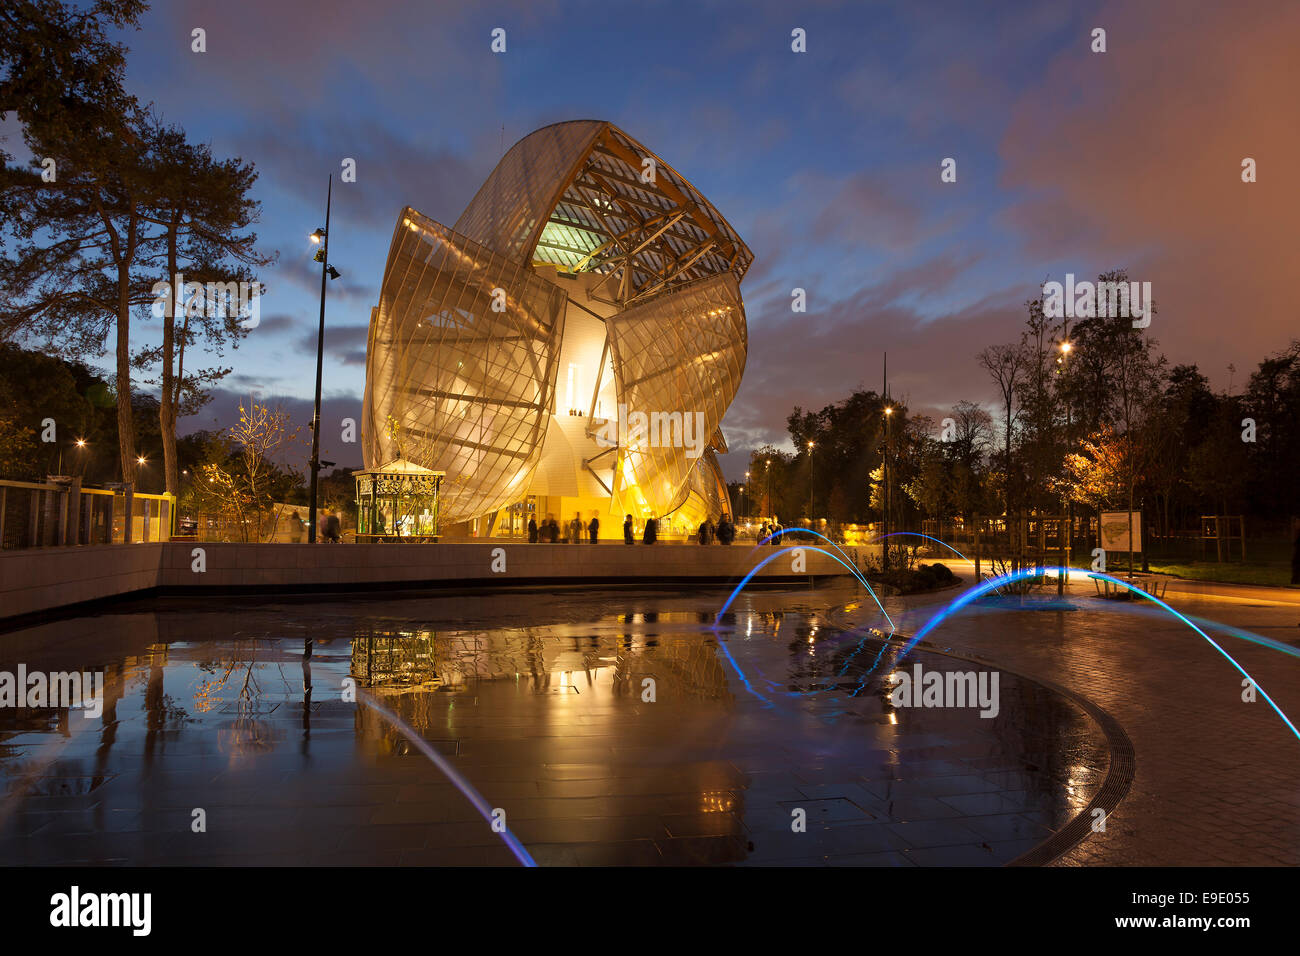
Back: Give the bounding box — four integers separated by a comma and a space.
354, 459, 445, 541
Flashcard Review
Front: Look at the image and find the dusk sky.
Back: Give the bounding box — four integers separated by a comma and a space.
21, 0, 1297, 478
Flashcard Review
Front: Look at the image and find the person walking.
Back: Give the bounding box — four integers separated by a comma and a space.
759, 521, 769, 543
697, 520, 711, 545
643, 515, 658, 545
624, 514, 635, 545
569, 513, 583, 544
527, 515, 538, 543
319, 511, 340, 543
717, 515, 735, 545
588, 514, 600, 544
288, 510, 305, 543
769, 520, 782, 546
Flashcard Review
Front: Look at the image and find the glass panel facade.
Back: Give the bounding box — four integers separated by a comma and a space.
363, 122, 752, 532
605, 273, 746, 519
364, 212, 569, 526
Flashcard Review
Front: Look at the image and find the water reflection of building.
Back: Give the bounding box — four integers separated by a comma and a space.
349, 627, 733, 732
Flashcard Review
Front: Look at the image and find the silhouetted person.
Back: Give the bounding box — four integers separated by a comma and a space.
528, 516, 538, 543
569, 513, 583, 544
319, 512, 340, 543
769, 521, 782, 546
698, 520, 711, 545
624, 514, 635, 545
717, 515, 735, 545
588, 514, 599, 544
548, 516, 560, 543
643, 516, 658, 545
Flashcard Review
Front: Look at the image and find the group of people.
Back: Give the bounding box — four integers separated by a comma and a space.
695, 515, 737, 545
526, 512, 662, 545
524, 511, 757, 545
757, 520, 784, 545
528, 513, 599, 544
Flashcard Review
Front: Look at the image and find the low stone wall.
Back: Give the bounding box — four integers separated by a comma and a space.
0, 540, 864, 622
0, 543, 165, 622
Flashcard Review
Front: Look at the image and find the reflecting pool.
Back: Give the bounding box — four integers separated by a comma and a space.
0, 586, 1107, 865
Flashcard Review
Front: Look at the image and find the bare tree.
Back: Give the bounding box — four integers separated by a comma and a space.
978, 343, 1025, 512
197, 401, 302, 541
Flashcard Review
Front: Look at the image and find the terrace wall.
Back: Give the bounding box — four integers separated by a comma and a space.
0, 541, 864, 622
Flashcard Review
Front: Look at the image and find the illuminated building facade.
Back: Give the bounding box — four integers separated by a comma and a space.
362, 120, 752, 538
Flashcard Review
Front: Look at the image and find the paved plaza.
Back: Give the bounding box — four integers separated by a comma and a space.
835, 566, 1300, 866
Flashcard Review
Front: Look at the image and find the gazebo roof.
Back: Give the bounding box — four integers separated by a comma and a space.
354, 458, 446, 477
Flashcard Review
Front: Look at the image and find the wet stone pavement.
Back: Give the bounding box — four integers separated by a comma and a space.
0, 586, 1107, 866
835, 570, 1300, 866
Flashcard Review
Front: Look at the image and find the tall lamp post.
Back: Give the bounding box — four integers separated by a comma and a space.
307, 175, 343, 543
1058, 327, 1073, 579
764, 458, 771, 521
807, 440, 815, 522
744, 470, 750, 520
882, 405, 893, 570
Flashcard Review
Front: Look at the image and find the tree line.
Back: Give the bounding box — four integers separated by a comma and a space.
0, 0, 272, 495
744, 271, 1299, 539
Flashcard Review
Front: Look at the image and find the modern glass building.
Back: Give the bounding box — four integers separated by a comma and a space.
362, 120, 752, 539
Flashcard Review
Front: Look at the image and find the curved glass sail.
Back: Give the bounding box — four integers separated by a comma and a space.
364, 122, 752, 533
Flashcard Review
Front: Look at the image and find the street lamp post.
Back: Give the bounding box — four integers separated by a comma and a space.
764, 458, 771, 521
882, 405, 893, 570
307, 175, 342, 543
807, 441, 815, 521
1058, 325, 1073, 583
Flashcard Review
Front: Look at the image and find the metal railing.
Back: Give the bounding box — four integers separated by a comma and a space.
0, 478, 175, 549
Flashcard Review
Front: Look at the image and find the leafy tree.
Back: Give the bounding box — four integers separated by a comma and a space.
133, 119, 273, 496
747, 445, 794, 522
0, 343, 95, 478
1063, 424, 1129, 512
0, 0, 157, 482
2, 2, 269, 494
904, 439, 948, 519
1242, 341, 1300, 514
